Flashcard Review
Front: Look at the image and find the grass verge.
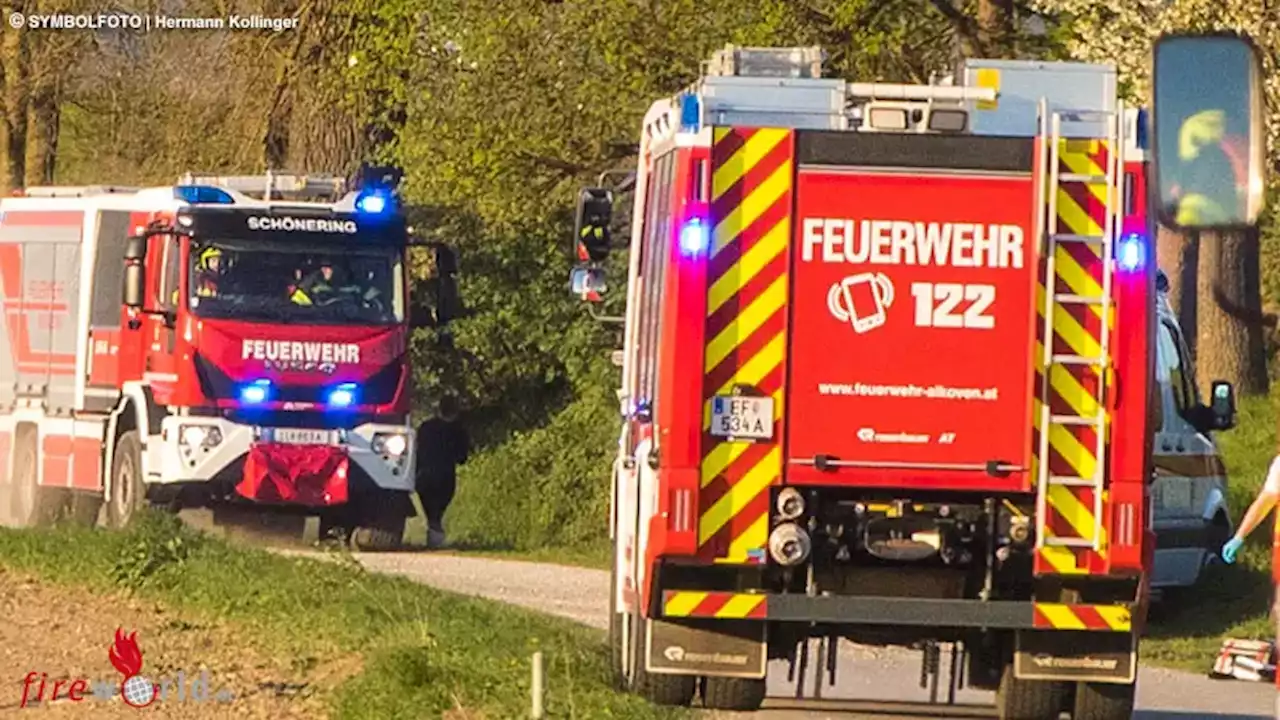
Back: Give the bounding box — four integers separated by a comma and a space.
0, 514, 684, 720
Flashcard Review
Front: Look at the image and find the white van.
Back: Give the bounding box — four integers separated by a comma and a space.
1149, 268, 1236, 591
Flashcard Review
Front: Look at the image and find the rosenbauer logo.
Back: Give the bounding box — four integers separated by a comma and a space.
18, 628, 234, 709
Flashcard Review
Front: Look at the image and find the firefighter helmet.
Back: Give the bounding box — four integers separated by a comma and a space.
199, 246, 223, 269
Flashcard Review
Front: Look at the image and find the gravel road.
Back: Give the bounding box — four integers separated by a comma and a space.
276, 548, 1276, 719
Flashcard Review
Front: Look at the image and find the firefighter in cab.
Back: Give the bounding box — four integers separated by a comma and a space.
1168, 108, 1251, 226
291, 261, 342, 306
194, 247, 225, 298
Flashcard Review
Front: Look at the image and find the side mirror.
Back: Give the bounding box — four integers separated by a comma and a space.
121, 257, 143, 304
572, 188, 613, 262
570, 266, 607, 302
1208, 380, 1236, 431
1151, 33, 1267, 231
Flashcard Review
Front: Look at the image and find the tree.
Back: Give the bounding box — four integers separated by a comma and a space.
1156, 226, 1197, 359
1197, 230, 1270, 395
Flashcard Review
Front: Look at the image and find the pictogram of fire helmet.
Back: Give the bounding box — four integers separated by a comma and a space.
828, 272, 895, 334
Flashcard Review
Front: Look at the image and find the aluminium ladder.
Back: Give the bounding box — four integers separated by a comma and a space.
1033, 99, 1123, 555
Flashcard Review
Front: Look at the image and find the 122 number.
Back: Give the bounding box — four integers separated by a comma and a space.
911, 283, 995, 329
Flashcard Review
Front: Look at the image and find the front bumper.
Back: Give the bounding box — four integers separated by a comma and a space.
156, 415, 414, 503
661, 591, 1134, 632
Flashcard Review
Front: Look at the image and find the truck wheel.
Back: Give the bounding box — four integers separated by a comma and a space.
1073, 681, 1135, 720
627, 614, 696, 706
107, 431, 146, 529
349, 490, 408, 551
608, 561, 626, 689
67, 493, 103, 527
702, 676, 767, 711
997, 664, 1067, 720
9, 429, 62, 528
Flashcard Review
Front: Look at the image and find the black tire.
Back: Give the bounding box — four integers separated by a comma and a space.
702, 676, 767, 711
1074, 681, 1135, 720
107, 430, 146, 529
66, 492, 103, 527
1203, 515, 1232, 567
9, 430, 62, 527
627, 610, 696, 706
349, 490, 408, 551
997, 663, 1067, 720
608, 560, 626, 690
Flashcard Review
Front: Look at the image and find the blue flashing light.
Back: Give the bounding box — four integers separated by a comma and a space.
174, 185, 235, 205
327, 382, 358, 409
239, 379, 271, 405
678, 92, 702, 132
354, 190, 390, 215
679, 218, 709, 257
1117, 233, 1145, 272
1135, 108, 1149, 151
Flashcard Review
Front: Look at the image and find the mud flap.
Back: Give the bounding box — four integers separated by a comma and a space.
645, 618, 767, 679
1014, 630, 1136, 684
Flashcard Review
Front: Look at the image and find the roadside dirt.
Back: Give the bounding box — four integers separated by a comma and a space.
0, 565, 360, 718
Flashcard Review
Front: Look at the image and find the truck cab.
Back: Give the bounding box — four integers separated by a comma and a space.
0, 173, 459, 550
1150, 269, 1235, 590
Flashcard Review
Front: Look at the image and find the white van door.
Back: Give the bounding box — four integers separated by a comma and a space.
1150, 318, 1223, 586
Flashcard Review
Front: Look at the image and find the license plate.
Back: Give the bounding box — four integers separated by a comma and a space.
710, 396, 774, 441
265, 428, 334, 445
1158, 478, 1192, 510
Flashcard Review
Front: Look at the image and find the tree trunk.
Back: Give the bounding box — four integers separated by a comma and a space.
1, 23, 30, 192
25, 79, 60, 185
1156, 225, 1198, 361
1195, 229, 1269, 397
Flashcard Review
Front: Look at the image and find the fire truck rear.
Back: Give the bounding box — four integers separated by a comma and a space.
568, 46, 1252, 718
0, 173, 457, 549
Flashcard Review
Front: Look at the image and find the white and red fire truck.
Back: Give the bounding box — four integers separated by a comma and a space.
570, 40, 1263, 719
0, 173, 456, 549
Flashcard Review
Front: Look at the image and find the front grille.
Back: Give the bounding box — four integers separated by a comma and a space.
194, 351, 404, 406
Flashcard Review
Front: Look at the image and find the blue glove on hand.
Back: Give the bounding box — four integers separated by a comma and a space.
1222, 537, 1244, 564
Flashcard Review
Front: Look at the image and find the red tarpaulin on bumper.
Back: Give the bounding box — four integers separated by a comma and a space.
237, 443, 349, 506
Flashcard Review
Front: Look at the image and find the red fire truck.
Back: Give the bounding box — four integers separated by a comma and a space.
0, 173, 456, 549
570, 37, 1265, 719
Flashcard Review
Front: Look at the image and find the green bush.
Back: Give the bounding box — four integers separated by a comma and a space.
446, 375, 617, 557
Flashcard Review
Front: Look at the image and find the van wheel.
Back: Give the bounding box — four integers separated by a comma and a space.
1073, 680, 1135, 720
107, 431, 146, 528
701, 676, 767, 711
996, 664, 1067, 720
9, 429, 62, 528
1204, 515, 1231, 567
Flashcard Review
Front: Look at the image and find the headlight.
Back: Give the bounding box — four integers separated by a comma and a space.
179, 425, 222, 449
373, 433, 408, 457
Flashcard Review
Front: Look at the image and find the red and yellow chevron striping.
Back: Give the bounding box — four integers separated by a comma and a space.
662, 591, 769, 619
698, 127, 795, 564
1033, 138, 1113, 576
1032, 603, 1131, 632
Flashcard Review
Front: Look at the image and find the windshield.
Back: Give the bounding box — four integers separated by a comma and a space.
188, 238, 405, 325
